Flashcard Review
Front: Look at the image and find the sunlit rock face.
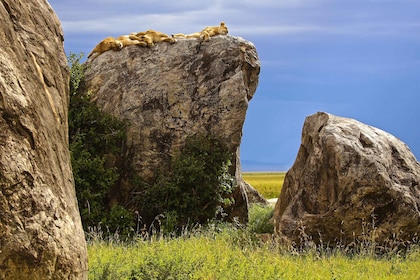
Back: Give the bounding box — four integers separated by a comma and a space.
273, 112, 420, 246
0, 0, 88, 278
84, 35, 261, 223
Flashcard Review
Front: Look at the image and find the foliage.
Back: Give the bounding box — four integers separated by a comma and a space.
243, 172, 285, 199
137, 134, 235, 233
68, 52, 132, 234
248, 203, 274, 234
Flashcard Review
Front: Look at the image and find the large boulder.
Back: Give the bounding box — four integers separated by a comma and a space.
273, 112, 420, 246
84, 35, 260, 223
0, 0, 87, 278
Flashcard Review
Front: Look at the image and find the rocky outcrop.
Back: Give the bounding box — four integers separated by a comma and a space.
84, 35, 260, 223
0, 1, 87, 279
273, 112, 420, 246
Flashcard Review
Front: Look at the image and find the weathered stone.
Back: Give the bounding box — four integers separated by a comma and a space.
84, 35, 260, 223
0, 0, 88, 278
273, 112, 420, 245
243, 181, 268, 205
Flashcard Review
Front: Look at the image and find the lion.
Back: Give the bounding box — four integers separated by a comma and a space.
135, 30, 176, 47
88, 37, 123, 59
116, 34, 148, 48
172, 31, 210, 41
201, 21, 228, 39
172, 22, 228, 42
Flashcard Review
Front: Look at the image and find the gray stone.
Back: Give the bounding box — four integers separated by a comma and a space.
0, 0, 88, 278
273, 112, 420, 245
84, 35, 260, 223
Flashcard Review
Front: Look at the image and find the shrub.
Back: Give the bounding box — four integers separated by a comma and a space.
137, 134, 235, 233
248, 203, 274, 234
68, 53, 131, 234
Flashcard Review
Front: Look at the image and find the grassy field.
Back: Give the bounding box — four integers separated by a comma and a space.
88, 224, 420, 279
87, 173, 420, 279
243, 172, 286, 199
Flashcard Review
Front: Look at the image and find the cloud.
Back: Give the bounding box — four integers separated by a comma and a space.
52, 0, 420, 43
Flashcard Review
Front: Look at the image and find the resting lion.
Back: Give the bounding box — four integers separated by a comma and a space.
87, 37, 123, 59
88, 34, 150, 60
172, 31, 210, 41
135, 30, 176, 47
116, 35, 148, 48
201, 21, 228, 38
172, 22, 228, 42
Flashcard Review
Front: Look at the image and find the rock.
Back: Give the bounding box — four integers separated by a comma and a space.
243, 181, 269, 205
0, 1, 87, 278
273, 112, 420, 246
84, 35, 260, 223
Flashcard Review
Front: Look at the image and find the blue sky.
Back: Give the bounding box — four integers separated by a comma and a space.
49, 0, 420, 171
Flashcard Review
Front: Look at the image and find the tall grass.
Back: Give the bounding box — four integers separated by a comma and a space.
87, 204, 420, 279
86, 173, 420, 279
88, 226, 420, 280
243, 172, 285, 199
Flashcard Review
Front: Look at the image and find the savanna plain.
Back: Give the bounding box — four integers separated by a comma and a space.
88, 172, 420, 279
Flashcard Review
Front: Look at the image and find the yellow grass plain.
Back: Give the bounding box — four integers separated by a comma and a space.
243, 172, 286, 199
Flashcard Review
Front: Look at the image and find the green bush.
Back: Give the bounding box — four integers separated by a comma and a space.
137, 134, 235, 233
68, 53, 132, 234
248, 204, 274, 234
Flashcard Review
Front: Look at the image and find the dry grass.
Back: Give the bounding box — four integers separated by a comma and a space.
243, 172, 285, 199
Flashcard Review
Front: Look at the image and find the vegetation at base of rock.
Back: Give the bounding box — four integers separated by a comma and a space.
243, 172, 285, 199
134, 134, 235, 233
248, 203, 274, 234
68, 52, 132, 234
87, 213, 420, 280
68, 53, 235, 236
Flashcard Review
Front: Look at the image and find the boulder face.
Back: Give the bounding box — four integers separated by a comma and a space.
0, 1, 87, 279
84, 35, 260, 222
273, 112, 420, 245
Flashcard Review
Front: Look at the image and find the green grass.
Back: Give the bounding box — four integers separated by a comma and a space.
88, 227, 420, 280
87, 174, 420, 279
243, 172, 285, 199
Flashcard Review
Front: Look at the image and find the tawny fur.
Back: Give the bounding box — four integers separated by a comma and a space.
172, 31, 210, 41
116, 35, 148, 47
172, 22, 228, 42
135, 30, 176, 47
200, 22, 228, 40
88, 37, 123, 59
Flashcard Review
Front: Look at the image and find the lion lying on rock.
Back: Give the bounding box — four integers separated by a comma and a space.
87, 37, 123, 60
88, 22, 228, 60
134, 30, 177, 47
88, 35, 147, 60
88, 30, 176, 60
172, 22, 228, 41
117, 35, 148, 48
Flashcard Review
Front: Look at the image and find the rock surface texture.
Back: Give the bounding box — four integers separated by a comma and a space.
0, 1, 88, 279
273, 112, 420, 245
84, 35, 260, 222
